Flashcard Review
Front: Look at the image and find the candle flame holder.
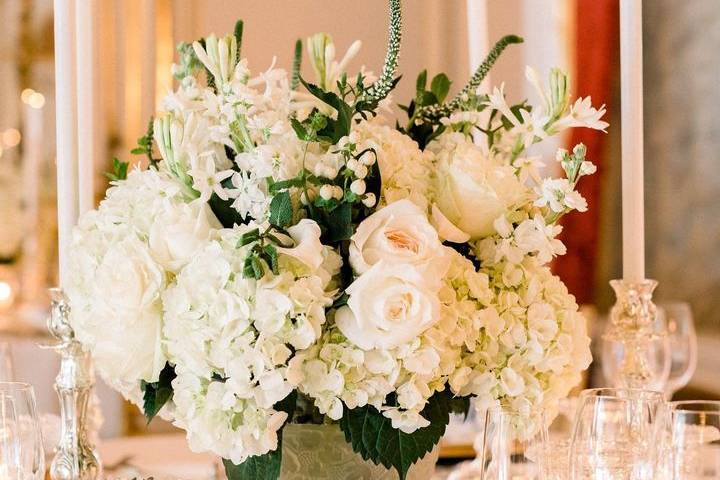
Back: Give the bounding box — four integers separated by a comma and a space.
603, 279, 667, 390
43, 288, 101, 480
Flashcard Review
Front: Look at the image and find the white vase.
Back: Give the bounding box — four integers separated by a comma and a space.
279, 423, 439, 480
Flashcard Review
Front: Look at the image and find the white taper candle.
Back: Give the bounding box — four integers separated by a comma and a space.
53, 0, 78, 286
466, 0, 491, 89
620, 0, 645, 282
76, 0, 96, 216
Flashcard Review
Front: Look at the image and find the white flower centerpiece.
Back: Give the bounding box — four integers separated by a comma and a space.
67, 2, 607, 479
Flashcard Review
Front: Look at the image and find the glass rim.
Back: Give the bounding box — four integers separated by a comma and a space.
670, 400, 720, 414
579, 387, 664, 401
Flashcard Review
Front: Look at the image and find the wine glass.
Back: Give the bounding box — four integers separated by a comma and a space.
570, 388, 665, 480
477, 406, 551, 479
0, 342, 15, 382
666, 401, 720, 479
658, 303, 697, 399
0, 382, 44, 479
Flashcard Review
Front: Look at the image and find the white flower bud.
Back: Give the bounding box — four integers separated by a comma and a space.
320, 184, 334, 200
360, 151, 376, 166
332, 186, 344, 200
350, 179, 366, 195
346, 158, 359, 171
323, 165, 338, 179
314, 163, 327, 177
354, 164, 368, 179
362, 192, 377, 207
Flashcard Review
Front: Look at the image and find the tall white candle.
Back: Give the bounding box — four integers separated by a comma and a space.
76, 0, 96, 215
53, 0, 78, 287
140, 0, 157, 127
22, 100, 44, 301
466, 0, 490, 88
620, 0, 645, 282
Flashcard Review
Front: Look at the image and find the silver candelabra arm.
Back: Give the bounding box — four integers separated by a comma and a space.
45, 288, 101, 480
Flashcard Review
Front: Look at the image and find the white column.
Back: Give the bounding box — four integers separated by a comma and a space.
76, 0, 96, 215
466, 0, 490, 88
620, 0, 645, 281
53, 0, 78, 287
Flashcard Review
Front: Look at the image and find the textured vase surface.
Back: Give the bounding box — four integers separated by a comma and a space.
279, 423, 439, 480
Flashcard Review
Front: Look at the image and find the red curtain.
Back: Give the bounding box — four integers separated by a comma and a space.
553, 0, 618, 305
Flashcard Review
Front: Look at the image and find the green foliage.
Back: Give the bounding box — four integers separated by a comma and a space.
141, 363, 176, 424
173, 41, 203, 80
361, 0, 402, 107
238, 225, 293, 280
105, 157, 129, 182
339, 389, 456, 480
291, 39, 302, 91
223, 390, 297, 480
299, 78, 353, 144
397, 70, 452, 148
234, 20, 244, 61
324, 201, 353, 243
268, 191, 293, 228
130, 118, 159, 167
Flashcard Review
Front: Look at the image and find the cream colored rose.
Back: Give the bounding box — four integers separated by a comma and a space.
349, 199, 448, 275
149, 199, 220, 272
336, 261, 441, 350
432, 138, 525, 240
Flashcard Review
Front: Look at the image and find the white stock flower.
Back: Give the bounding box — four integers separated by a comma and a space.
336, 261, 442, 350
534, 178, 588, 213
349, 199, 447, 274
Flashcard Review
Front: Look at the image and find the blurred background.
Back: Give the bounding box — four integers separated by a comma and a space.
0, 0, 717, 443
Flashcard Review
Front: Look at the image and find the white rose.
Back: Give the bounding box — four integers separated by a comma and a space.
336, 262, 441, 350
349, 199, 448, 274
431, 136, 525, 240
149, 200, 220, 272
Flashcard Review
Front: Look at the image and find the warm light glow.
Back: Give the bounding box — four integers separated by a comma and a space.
20, 88, 35, 103
1, 129, 21, 148
28, 92, 45, 109
0, 282, 12, 309
0, 146, 4, 159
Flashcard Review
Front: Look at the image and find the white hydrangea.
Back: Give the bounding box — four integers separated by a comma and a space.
67, 168, 218, 400
288, 248, 490, 434
352, 121, 434, 211
163, 222, 339, 464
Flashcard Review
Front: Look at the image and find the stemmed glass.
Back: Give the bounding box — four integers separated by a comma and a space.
0, 382, 44, 479
477, 406, 550, 479
569, 388, 665, 480
665, 401, 720, 479
658, 303, 697, 399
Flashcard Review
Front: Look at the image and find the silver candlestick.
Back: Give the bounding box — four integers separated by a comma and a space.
603, 279, 666, 389
45, 288, 101, 479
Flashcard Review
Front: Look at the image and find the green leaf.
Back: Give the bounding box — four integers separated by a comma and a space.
339, 389, 454, 480
290, 117, 310, 142
243, 254, 264, 279
269, 191, 293, 228
223, 390, 297, 480
323, 202, 353, 243
415, 70, 427, 96
263, 244, 279, 274
105, 157, 129, 181
237, 228, 260, 247
141, 363, 176, 424
209, 191, 248, 228
430, 73, 451, 104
